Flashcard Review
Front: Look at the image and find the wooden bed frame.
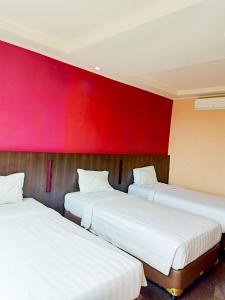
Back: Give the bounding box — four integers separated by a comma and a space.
221, 234, 225, 252
0, 151, 222, 298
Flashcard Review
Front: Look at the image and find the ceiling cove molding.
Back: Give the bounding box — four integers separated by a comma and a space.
0, 0, 203, 55
176, 85, 225, 99
64, 0, 203, 53
0, 17, 64, 53
132, 80, 225, 100
129, 77, 177, 100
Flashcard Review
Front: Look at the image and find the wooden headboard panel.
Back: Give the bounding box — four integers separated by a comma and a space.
119, 154, 170, 192
0, 151, 51, 206
0, 152, 169, 214
49, 153, 120, 212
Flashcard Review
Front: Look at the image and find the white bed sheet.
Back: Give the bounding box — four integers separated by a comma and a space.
128, 183, 225, 232
0, 198, 146, 300
65, 191, 221, 276
65, 192, 84, 218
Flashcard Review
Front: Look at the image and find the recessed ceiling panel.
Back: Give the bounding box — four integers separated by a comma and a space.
0, 0, 150, 40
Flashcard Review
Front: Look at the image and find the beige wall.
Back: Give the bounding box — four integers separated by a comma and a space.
169, 99, 225, 196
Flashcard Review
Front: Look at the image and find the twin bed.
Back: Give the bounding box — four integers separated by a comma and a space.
128, 182, 225, 250
1, 197, 145, 300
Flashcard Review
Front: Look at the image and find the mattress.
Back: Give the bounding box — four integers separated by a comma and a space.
65, 191, 221, 276
0, 198, 146, 300
128, 183, 225, 232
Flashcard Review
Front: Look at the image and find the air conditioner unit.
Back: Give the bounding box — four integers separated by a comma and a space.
195, 97, 225, 111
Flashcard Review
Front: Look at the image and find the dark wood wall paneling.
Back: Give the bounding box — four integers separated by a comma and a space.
0, 152, 170, 214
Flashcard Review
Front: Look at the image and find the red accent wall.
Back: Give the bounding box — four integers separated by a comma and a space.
0, 41, 172, 154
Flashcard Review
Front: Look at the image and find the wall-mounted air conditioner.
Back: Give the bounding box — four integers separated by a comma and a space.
194, 96, 225, 111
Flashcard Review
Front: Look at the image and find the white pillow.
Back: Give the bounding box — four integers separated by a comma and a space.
0, 173, 25, 204
77, 169, 114, 193
133, 166, 158, 185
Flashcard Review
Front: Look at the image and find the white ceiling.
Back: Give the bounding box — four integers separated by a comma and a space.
1, 0, 225, 99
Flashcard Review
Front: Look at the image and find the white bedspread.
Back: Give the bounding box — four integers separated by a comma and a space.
0, 198, 146, 300
66, 191, 221, 276
65, 192, 84, 218
129, 183, 225, 232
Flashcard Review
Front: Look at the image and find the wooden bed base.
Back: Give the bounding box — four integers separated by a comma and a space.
64, 210, 220, 298
221, 233, 225, 252
142, 244, 219, 298
64, 211, 82, 225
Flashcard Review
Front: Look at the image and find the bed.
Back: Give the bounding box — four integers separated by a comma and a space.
0, 198, 145, 300
128, 182, 225, 251
64, 190, 221, 298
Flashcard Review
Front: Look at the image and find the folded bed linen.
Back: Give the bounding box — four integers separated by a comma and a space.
0, 198, 146, 300
128, 183, 225, 232
65, 190, 221, 276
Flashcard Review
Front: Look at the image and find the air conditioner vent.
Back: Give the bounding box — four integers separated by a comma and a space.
195, 97, 225, 111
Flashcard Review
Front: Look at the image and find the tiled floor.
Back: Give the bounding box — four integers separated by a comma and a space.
141, 256, 225, 300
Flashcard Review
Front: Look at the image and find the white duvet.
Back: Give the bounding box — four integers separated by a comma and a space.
0, 198, 146, 300
65, 191, 221, 276
129, 183, 225, 232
